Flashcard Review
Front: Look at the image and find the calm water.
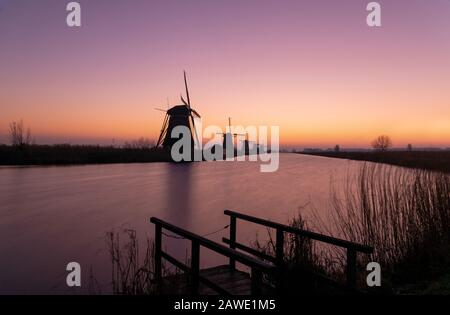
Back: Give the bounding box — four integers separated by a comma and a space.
0, 153, 363, 294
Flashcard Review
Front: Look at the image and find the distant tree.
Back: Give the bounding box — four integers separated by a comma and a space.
407, 143, 413, 151
371, 135, 392, 152
334, 144, 340, 152
9, 120, 32, 146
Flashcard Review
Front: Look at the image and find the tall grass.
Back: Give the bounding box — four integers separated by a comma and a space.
254, 215, 319, 269
106, 229, 185, 295
253, 163, 450, 292
300, 151, 450, 173
328, 163, 450, 286
107, 229, 160, 294
253, 214, 342, 293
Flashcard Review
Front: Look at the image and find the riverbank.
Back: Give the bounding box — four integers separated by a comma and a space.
0, 144, 171, 165
298, 150, 450, 173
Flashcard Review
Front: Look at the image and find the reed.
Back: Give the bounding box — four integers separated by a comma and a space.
107, 229, 158, 294
254, 163, 450, 292
327, 163, 450, 287
0, 144, 171, 165
252, 214, 342, 293
300, 151, 450, 173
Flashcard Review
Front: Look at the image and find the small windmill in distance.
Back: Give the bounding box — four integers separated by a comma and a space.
217, 117, 245, 155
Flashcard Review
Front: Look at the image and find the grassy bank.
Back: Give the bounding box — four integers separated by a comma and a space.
329, 164, 450, 291
0, 144, 171, 165
299, 151, 450, 173
251, 163, 450, 294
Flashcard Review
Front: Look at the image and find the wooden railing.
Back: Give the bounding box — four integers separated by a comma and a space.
150, 217, 276, 295
223, 210, 374, 290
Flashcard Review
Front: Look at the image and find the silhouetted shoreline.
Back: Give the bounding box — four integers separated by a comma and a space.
298, 151, 450, 173
0, 144, 266, 166
0, 144, 172, 166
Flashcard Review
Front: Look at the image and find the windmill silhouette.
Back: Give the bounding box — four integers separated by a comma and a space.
156, 72, 201, 150
217, 117, 245, 156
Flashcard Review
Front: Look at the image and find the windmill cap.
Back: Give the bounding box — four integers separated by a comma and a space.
167, 105, 191, 115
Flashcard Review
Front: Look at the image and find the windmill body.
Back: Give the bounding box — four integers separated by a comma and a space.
159, 105, 195, 148
217, 117, 246, 157
156, 72, 201, 155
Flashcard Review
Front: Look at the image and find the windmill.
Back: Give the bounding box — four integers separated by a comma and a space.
217, 117, 245, 155
156, 72, 201, 150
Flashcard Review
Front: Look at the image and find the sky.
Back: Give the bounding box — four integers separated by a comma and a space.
0, 0, 449, 148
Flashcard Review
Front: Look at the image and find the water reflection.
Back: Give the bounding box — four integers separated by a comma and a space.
163, 163, 193, 263
166, 163, 193, 224
0, 154, 365, 293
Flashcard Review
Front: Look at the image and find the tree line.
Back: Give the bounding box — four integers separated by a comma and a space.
4, 120, 156, 149
5, 120, 407, 152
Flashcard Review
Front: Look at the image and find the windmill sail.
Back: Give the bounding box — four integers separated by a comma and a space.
184, 71, 191, 108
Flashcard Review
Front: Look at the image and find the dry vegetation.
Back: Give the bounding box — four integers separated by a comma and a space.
107, 229, 158, 295
300, 151, 450, 173
327, 164, 450, 288
253, 163, 450, 293
0, 144, 171, 165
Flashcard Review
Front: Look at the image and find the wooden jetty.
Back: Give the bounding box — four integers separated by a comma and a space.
150, 210, 373, 295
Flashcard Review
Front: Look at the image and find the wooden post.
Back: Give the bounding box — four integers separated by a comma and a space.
251, 267, 262, 295
275, 228, 284, 290
346, 248, 357, 289
155, 224, 162, 283
275, 228, 284, 265
191, 240, 200, 295
229, 216, 237, 270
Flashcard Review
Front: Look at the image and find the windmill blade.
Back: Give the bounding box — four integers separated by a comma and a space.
154, 108, 167, 112
181, 94, 189, 106
190, 113, 200, 147
184, 71, 191, 108
156, 114, 169, 147
190, 108, 201, 118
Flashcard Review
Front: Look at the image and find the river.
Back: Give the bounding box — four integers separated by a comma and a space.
0, 153, 363, 294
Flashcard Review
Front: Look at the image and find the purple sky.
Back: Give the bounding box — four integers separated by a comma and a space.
1, 0, 450, 147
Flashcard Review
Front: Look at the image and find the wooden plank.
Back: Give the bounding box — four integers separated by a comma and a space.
346, 248, 357, 289
191, 241, 200, 294
160, 265, 271, 295
229, 216, 237, 269
155, 224, 162, 282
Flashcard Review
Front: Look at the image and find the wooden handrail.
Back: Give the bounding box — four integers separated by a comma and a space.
222, 238, 277, 263
224, 209, 374, 290
151, 210, 374, 294
151, 217, 275, 271
150, 217, 275, 295
224, 209, 373, 253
